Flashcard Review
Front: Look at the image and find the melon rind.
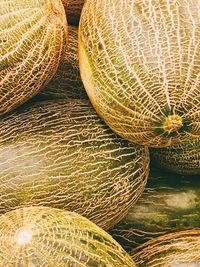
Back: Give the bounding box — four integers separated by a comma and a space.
79, 0, 200, 147
0, 99, 149, 229
0, 0, 68, 114
0, 206, 136, 266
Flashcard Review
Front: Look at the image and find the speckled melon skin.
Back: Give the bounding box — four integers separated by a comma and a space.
109, 169, 200, 252
131, 230, 200, 267
36, 26, 87, 101
62, 0, 84, 25
0, 0, 68, 115
79, 0, 200, 148
0, 206, 136, 267
150, 139, 200, 175
0, 99, 149, 230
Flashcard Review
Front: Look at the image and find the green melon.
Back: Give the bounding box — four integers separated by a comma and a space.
62, 0, 84, 25
150, 139, 200, 175
0, 0, 68, 115
131, 230, 200, 266
0, 206, 136, 266
36, 26, 87, 101
0, 99, 149, 229
109, 169, 200, 252
79, 0, 200, 147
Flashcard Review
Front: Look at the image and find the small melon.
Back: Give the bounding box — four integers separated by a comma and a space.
0, 99, 149, 229
62, 0, 85, 25
0, 206, 136, 266
79, 0, 200, 147
0, 0, 68, 115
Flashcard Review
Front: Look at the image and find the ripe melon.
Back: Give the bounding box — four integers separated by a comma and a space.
36, 26, 86, 101
79, 0, 200, 147
109, 169, 200, 252
0, 206, 136, 266
151, 139, 200, 175
0, 99, 149, 229
0, 0, 68, 115
131, 230, 200, 266
62, 0, 84, 25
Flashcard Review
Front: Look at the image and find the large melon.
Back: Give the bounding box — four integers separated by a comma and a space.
0, 0, 68, 115
62, 0, 84, 25
0, 206, 136, 266
79, 0, 200, 147
0, 99, 149, 229
109, 169, 200, 252
36, 26, 86, 101
151, 139, 200, 175
131, 230, 200, 266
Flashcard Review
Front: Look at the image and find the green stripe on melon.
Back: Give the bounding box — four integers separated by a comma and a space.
0, 0, 68, 115
0, 99, 149, 229
79, 0, 200, 147
109, 169, 200, 251
0, 206, 136, 266
131, 230, 200, 266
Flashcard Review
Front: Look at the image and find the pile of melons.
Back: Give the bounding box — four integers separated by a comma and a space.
0, 0, 199, 266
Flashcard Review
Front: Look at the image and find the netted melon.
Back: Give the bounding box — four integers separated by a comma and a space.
131, 230, 200, 266
109, 169, 200, 252
62, 0, 84, 25
0, 206, 136, 266
0, 99, 149, 229
0, 0, 68, 115
35, 26, 87, 101
151, 139, 200, 175
79, 0, 200, 147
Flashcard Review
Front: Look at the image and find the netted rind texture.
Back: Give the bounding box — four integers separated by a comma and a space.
62, 0, 84, 25
0, 206, 136, 267
131, 230, 200, 266
0, 0, 68, 115
109, 169, 200, 252
0, 99, 149, 230
150, 139, 200, 175
79, 0, 200, 147
36, 26, 87, 101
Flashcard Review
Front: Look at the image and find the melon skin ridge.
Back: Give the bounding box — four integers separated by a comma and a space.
0, 206, 136, 266
79, 0, 200, 147
0, 99, 149, 230
36, 26, 87, 101
131, 230, 200, 267
150, 139, 200, 175
109, 169, 200, 252
0, 0, 68, 115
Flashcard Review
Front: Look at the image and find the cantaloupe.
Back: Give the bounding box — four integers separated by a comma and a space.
0, 99, 149, 229
0, 0, 68, 115
131, 230, 200, 266
109, 169, 200, 251
151, 139, 200, 175
62, 0, 84, 25
0, 206, 136, 266
36, 26, 86, 101
79, 0, 200, 147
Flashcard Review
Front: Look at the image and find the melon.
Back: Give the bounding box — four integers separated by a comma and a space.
79, 0, 200, 147
36, 26, 86, 101
0, 99, 149, 229
109, 169, 200, 251
131, 230, 200, 266
0, 0, 68, 115
151, 139, 200, 175
0, 206, 136, 266
62, 0, 84, 25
